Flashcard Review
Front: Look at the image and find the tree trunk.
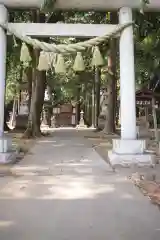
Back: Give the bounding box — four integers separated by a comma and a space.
10, 97, 17, 128
46, 85, 53, 126
26, 67, 33, 112
24, 11, 65, 137
103, 39, 117, 134
4, 106, 10, 131
103, 13, 118, 134
33, 70, 46, 136
95, 67, 101, 128
23, 11, 47, 138
24, 49, 46, 138
91, 84, 95, 127
76, 84, 81, 125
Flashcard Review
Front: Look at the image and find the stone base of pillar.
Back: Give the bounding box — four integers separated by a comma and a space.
0, 137, 16, 164
112, 139, 147, 154
89, 124, 96, 129
0, 152, 17, 164
76, 123, 88, 129
0, 137, 12, 153
108, 139, 156, 167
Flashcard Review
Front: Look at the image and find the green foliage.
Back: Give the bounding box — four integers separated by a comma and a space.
41, 0, 56, 13
6, 37, 22, 103
140, 0, 150, 13
134, 11, 160, 86
6, 11, 32, 103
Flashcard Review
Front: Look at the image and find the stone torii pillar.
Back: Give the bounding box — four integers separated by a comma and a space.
0, 4, 7, 138
119, 7, 137, 140
108, 7, 154, 166
0, 4, 12, 163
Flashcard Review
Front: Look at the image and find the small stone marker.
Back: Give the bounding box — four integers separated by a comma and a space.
76, 110, 87, 129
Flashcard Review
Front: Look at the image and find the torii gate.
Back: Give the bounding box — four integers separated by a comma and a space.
0, 0, 159, 165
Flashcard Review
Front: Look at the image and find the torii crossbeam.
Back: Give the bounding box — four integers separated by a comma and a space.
7, 23, 118, 38
0, 0, 159, 10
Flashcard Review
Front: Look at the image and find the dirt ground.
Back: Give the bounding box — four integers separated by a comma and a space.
83, 130, 118, 163
2, 128, 160, 208
6, 131, 35, 152
0, 130, 35, 176
84, 130, 160, 208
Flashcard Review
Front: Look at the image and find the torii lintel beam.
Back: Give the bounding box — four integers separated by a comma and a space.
7, 23, 119, 38
0, 0, 160, 10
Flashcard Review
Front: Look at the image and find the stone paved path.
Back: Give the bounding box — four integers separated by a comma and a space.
0, 129, 160, 240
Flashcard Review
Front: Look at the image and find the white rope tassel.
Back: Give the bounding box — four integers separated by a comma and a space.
37, 51, 50, 71
55, 54, 66, 74
20, 42, 32, 63
73, 52, 85, 72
